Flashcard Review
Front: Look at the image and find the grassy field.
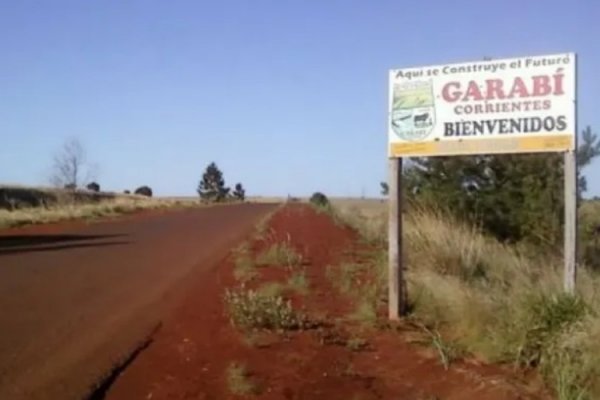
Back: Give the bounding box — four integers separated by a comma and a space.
331, 198, 600, 400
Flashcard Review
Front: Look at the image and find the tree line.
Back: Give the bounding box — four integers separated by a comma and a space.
50, 138, 246, 201
382, 125, 600, 267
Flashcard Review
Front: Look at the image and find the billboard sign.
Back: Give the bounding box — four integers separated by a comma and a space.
388, 53, 576, 157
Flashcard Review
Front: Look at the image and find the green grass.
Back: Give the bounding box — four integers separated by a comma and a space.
332, 200, 600, 399
256, 241, 303, 268
226, 362, 258, 395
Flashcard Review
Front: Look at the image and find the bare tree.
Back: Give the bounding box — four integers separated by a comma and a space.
50, 138, 96, 189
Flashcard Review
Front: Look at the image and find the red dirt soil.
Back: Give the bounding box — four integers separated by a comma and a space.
106, 204, 551, 400
0, 204, 275, 400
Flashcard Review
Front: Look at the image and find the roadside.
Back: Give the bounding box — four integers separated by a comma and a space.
0, 196, 203, 230
105, 204, 549, 400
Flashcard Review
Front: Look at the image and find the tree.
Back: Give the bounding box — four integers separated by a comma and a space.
86, 182, 100, 192
310, 192, 329, 208
50, 138, 96, 188
232, 183, 246, 201
404, 126, 600, 246
380, 182, 389, 196
135, 186, 153, 197
197, 162, 230, 202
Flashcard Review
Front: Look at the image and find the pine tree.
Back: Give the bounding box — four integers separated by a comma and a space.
405, 126, 600, 246
197, 162, 230, 202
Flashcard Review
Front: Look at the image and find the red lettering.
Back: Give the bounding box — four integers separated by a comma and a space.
442, 82, 461, 102
463, 81, 483, 101
485, 79, 505, 100
553, 68, 565, 95
532, 75, 552, 96
508, 78, 530, 98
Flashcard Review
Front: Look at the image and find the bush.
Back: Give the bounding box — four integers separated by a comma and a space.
86, 182, 100, 192
124, 190, 131, 195
134, 186, 152, 197
224, 288, 306, 330
310, 192, 329, 208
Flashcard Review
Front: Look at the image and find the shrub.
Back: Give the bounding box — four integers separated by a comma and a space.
134, 186, 153, 197
224, 288, 305, 331
310, 192, 329, 208
86, 182, 100, 192
124, 190, 131, 194
233, 183, 246, 201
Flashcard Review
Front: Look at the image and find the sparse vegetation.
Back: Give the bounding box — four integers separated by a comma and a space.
224, 288, 306, 331
256, 241, 302, 268
226, 362, 258, 395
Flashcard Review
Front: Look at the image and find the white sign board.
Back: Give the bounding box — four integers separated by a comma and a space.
388, 53, 576, 157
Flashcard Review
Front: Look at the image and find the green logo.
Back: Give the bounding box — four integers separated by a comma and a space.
391, 80, 436, 141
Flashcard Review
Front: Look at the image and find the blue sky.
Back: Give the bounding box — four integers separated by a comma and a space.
0, 0, 597, 197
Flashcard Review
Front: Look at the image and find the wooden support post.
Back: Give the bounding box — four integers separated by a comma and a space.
564, 149, 578, 293
564, 53, 579, 294
388, 157, 405, 319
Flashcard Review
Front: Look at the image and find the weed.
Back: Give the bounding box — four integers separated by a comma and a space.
330, 263, 364, 295
224, 288, 306, 331
256, 240, 302, 268
233, 254, 258, 283
287, 270, 309, 295
517, 293, 589, 368
256, 282, 285, 298
226, 362, 258, 395
350, 300, 377, 328
346, 336, 368, 352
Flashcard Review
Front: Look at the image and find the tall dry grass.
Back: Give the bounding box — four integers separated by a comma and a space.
332, 199, 600, 400
0, 197, 199, 229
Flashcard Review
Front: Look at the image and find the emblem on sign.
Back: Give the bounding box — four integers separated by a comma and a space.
391, 80, 436, 141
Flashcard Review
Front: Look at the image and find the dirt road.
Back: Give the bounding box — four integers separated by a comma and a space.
0, 203, 276, 400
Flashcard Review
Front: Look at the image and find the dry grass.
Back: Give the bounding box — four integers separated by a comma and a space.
333, 199, 600, 400
226, 362, 259, 395
0, 197, 200, 229
256, 240, 303, 268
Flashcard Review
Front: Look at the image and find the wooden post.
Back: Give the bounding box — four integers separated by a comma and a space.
564, 149, 577, 293
388, 157, 405, 319
564, 53, 579, 294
